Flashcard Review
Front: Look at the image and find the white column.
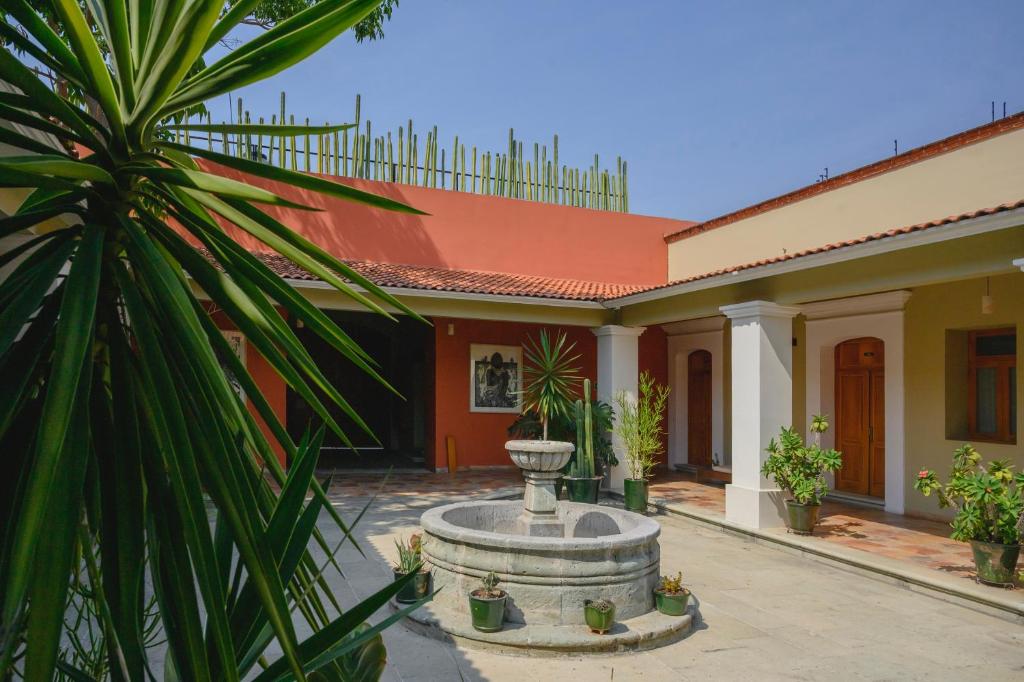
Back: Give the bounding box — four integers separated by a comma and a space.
592, 325, 645, 492
719, 301, 800, 528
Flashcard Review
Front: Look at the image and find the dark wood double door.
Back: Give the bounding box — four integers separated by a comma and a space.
834, 338, 885, 498
687, 350, 712, 468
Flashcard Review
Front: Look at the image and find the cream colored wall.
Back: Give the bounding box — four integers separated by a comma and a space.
667, 128, 1024, 280
904, 272, 1023, 519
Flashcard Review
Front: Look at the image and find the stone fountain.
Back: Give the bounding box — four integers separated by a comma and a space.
401, 440, 692, 653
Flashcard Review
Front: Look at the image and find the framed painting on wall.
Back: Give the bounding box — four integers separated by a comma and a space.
470, 344, 523, 413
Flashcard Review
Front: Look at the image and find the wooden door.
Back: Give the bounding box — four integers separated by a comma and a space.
687, 350, 712, 468
834, 338, 885, 497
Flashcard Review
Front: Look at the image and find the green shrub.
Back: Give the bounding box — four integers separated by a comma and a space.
915, 445, 1024, 544
761, 415, 842, 505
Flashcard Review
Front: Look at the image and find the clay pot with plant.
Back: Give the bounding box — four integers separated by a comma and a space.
760, 415, 843, 534
469, 571, 507, 632
653, 572, 691, 616
915, 445, 1024, 586
565, 378, 605, 503
615, 371, 671, 513
583, 598, 616, 634
393, 534, 430, 604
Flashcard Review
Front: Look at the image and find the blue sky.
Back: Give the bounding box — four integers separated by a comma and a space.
213, 1, 1024, 221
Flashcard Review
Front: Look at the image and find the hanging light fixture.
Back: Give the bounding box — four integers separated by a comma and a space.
981, 277, 994, 315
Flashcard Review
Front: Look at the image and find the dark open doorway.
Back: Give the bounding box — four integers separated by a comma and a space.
287, 310, 434, 471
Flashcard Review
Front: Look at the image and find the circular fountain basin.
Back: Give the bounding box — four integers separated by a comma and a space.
421, 500, 660, 625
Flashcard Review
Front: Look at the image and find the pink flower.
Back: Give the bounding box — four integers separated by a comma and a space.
918, 469, 930, 480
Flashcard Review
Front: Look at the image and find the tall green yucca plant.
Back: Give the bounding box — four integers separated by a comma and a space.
0, 1, 428, 680
521, 330, 581, 441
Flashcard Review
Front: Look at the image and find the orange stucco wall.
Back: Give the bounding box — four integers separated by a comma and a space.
211, 310, 287, 466
432, 318, 668, 470
194, 160, 690, 286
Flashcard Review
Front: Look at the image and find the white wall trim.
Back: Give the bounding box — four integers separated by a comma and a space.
721, 300, 801, 320
804, 308, 906, 514
802, 290, 912, 320
667, 328, 725, 469
591, 324, 647, 338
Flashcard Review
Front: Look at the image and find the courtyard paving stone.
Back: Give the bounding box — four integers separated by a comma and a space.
313, 474, 1024, 681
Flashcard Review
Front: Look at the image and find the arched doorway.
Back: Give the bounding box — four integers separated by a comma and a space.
834, 337, 885, 498
687, 350, 712, 468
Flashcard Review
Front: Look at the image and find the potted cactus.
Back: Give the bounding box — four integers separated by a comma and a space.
469, 571, 507, 632
653, 572, 691, 616
915, 445, 1023, 586
615, 371, 670, 513
583, 598, 616, 634
393, 534, 430, 604
565, 379, 604, 503
761, 415, 842, 535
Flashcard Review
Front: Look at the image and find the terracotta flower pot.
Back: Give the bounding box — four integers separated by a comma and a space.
565, 476, 602, 503
469, 591, 507, 632
654, 589, 690, 616
785, 500, 820, 535
584, 599, 615, 634
394, 569, 430, 604
623, 478, 649, 513
969, 540, 1021, 586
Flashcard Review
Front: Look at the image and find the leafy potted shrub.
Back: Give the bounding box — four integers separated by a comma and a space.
615, 371, 670, 513
653, 572, 691, 616
583, 598, 616, 634
565, 378, 604, 503
469, 571, 507, 632
393, 534, 430, 604
915, 445, 1024, 586
506, 330, 580, 472
761, 415, 842, 534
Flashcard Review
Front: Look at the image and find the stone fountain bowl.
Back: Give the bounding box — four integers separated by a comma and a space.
421, 500, 660, 625
505, 439, 574, 472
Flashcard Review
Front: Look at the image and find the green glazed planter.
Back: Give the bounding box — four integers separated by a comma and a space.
969, 540, 1021, 586
469, 592, 507, 632
565, 476, 602, 503
583, 600, 615, 634
623, 479, 649, 513
785, 500, 820, 535
654, 589, 690, 616
394, 569, 430, 604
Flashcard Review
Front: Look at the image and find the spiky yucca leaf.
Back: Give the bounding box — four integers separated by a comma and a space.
0, 1, 429, 680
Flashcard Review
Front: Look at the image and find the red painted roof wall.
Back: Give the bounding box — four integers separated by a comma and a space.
196, 159, 691, 286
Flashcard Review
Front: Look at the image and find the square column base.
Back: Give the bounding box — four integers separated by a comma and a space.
725, 484, 787, 529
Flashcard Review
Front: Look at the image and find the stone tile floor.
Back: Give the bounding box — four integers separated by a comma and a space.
312, 478, 1024, 681
646, 470, 1005, 584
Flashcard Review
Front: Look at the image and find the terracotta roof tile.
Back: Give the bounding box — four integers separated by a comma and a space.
664, 112, 1024, 244
624, 200, 1024, 299
251, 252, 647, 302
206, 199, 1022, 305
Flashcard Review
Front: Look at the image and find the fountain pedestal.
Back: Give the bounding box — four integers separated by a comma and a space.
505, 439, 575, 537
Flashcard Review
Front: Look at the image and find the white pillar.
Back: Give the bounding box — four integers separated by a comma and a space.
592, 325, 645, 492
719, 301, 800, 528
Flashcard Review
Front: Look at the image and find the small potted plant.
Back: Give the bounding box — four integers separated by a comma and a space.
393, 534, 430, 603
761, 415, 842, 534
583, 598, 615, 634
615, 371, 670, 513
915, 445, 1023, 586
469, 571, 507, 632
653, 572, 691, 616
565, 378, 604, 503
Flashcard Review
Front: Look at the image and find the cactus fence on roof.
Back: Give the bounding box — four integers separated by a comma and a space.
178, 93, 629, 212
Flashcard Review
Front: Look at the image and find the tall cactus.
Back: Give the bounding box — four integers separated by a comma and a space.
571, 379, 596, 479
